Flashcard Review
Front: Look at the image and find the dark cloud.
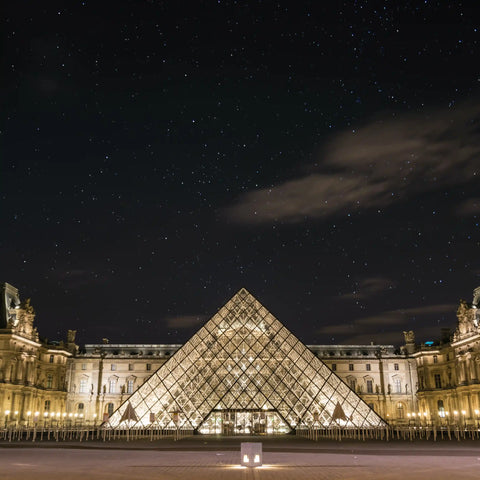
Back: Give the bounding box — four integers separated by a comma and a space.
340, 276, 395, 300
226, 103, 480, 223
317, 303, 456, 341
457, 197, 480, 216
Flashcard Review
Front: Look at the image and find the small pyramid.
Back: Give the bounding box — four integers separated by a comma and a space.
107, 288, 386, 431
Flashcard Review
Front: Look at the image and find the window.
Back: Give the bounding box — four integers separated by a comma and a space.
46, 374, 53, 389
109, 379, 116, 394
127, 379, 134, 394
433, 355, 438, 364
434, 374, 442, 389
81, 363, 87, 371
349, 364, 354, 371
44, 400, 51, 411
49, 355, 54, 364
78, 403, 84, 412
331, 364, 337, 371
397, 402, 405, 419
394, 378, 402, 393
79, 378, 88, 393
349, 378, 356, 391
394, 363, 399, 371
107, 403, 114, 417
146, 363, 152, 371
111, 364, 117, 371
438, 400, 445, 417
366, 379, 373, 393
128, 364, 134, 371
446, 354, 450, 361
366, 364, 371, 371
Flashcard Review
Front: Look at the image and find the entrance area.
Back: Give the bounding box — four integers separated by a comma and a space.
198, 409, 290, 435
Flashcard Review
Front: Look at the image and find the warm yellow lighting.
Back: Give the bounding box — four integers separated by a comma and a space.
93, 413, 97, 418
453, 410, 458, 416
475, 410, 479, 415
50, 412, 55, 417
407, 413, 411, 417
254, 455, 260, 463
5, 410, 10, 416
74, 413, 78, 417
14, 411, 18, 415
27, 411, 31, 417
56, 412, 60, 417
79, 413, 84, 418
461, 410, 466, 415
62, 413, 67, 417
243, 455, 249, 463
423, 412, 427, 417
43, 412, 48, 417
34, 411, 39, 417
68, 413, 73, 417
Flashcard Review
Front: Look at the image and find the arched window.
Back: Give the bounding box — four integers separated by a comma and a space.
438, 400, 445, 417
78, 403, 84, 412
396, 402, 405, 419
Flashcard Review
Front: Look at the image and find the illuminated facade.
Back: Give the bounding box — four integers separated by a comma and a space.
0, 283, 75, 425
414, 287, 480, 427
3, 281, 480, 432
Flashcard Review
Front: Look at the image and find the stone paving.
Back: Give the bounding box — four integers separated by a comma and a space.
1, 437, 480, 479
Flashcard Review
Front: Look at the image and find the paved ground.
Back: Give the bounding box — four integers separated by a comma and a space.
2, 437, 480, 479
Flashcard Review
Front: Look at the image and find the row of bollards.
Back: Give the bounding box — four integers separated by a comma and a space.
296, 425, 480, 442
0, 425, 195, 443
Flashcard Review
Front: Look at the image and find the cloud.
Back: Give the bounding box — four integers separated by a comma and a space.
457, 197, 480, 216
166, 315, 206, 329
356, 304, 455, 327
340, 276, 395, 300
226, 102, 480, 223
316, 303, 456, 342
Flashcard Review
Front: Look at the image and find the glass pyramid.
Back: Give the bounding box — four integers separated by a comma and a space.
107, 288, 386, 432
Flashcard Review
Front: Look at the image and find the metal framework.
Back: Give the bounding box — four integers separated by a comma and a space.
106, 288, 386, 432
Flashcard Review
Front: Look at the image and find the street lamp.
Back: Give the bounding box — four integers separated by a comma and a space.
475, 410, 479, 429
26, 411, 31, 427
4, 410, 10, 428
461, 410, 466, 429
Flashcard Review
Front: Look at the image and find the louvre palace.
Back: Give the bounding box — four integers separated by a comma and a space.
1, 282, 480, 433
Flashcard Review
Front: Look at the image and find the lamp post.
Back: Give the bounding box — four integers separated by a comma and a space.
461, 410, 466, 429
453, 410, 459, 429
475, 409, 479, 429
4, 410, 10, 429
26, 411, 31, 427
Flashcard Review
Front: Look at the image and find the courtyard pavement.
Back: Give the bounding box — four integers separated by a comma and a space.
1, 436, 480, 479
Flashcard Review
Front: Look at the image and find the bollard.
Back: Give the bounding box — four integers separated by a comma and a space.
241, 442, 263, 467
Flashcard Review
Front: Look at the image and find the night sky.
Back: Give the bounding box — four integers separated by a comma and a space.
2, 1, 480, 348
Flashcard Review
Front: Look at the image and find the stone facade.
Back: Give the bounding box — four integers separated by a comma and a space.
0, 283, 75, 427
414, 288, 480, 427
